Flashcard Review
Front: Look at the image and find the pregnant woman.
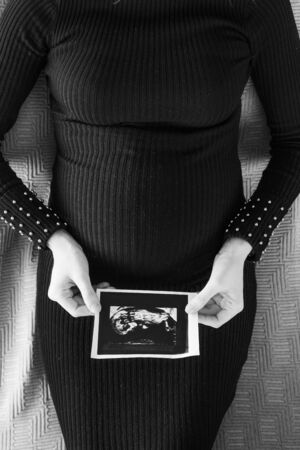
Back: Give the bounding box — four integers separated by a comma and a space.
0, 0, 300, 448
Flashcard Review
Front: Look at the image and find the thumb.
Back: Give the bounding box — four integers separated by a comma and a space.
185, 281, 219, 314
77, 274, 101, 314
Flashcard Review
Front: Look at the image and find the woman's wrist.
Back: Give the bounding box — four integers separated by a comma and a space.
217, 236, 253, 260
46, 228, 83, 254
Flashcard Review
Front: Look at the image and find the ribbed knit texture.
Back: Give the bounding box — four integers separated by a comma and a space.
0, 0, 300, 448
0, 0, 300, 263
36, 250, 257, 450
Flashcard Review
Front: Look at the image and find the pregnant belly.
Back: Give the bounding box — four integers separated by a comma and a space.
49, 143, 242, 285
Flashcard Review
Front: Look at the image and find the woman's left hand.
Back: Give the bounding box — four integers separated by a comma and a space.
185, 238, 252, 328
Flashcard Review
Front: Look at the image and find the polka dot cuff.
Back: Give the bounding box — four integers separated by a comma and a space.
222, 191, 289, 263
0, 180, 70, 250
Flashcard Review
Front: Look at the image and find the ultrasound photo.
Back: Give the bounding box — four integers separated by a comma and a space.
91, 289, 200, 359
109, 305, 177, 345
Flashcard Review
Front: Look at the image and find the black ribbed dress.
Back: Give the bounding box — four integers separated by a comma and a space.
1, 0, 300, 448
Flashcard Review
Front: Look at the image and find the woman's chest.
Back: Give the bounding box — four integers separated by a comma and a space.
45, 0, 252, 127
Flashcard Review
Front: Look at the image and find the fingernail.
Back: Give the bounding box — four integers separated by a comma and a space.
90, 303, 101, 314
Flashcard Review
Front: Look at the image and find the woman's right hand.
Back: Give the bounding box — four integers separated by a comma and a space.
46, 229, 113, 317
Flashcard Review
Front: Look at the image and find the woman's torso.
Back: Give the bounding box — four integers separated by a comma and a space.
44, 0, 252, 285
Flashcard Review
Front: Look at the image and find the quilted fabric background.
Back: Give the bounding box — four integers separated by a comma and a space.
0, 1, 299, 449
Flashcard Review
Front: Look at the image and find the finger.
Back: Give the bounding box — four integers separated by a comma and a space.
214, 293, 236, 310
70, 286, 99, 317
198, 297, 221, 315
198, 308, 240, 329
77, 275, 101, 314
197, 314, 220, 328
55, 295, 92, 318
71, 294, 94, 316
93, 281, 111, 289
198, 303, 222, 316
205, 298, 218, 306
48, 281, 71, 302
211, 292, 224, 303
185, 282, 219, 314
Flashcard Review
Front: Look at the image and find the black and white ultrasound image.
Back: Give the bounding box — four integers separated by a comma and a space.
110, 306, 177, 345
97, 291, 188, 355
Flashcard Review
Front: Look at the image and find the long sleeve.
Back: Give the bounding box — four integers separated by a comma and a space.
222, 0, 300, 263
0, 0, 69, 250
